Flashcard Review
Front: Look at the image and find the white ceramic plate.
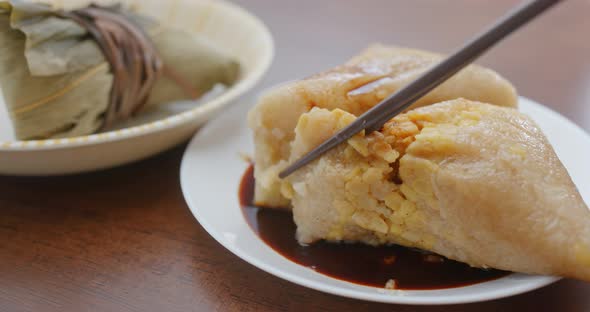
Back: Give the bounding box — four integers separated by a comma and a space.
0, 0, 273, 175
180, 97, 590, 305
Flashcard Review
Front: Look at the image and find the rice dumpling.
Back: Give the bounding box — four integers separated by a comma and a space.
248, 45, 517, 208
280, 99, 590, 281
0, 0, 240, 140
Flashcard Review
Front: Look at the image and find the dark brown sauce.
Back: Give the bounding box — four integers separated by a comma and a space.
239, 165, 510, 290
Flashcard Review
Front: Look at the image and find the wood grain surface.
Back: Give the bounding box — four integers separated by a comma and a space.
1, 0, 589, 311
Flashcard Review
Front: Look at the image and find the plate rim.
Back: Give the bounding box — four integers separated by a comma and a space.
179, 96, 584, 305
0, 0, 274, 151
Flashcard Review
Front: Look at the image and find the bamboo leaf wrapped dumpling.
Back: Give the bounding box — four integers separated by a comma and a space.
0, 0, 240, 140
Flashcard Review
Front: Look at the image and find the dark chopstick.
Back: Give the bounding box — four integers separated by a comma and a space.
279, 0, 562, 179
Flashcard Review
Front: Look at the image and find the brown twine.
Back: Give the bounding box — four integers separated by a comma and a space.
61, 6, 199, 129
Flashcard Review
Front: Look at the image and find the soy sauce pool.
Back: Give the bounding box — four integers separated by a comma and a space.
239, 165, 510, 290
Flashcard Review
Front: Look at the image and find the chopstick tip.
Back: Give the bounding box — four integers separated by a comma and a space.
278, 167, 292, 179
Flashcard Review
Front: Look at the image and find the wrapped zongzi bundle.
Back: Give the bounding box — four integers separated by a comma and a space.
0, 0, 240, 140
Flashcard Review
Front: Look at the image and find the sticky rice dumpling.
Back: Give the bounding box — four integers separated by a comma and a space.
0, 0, 240, 140
248, 44, 590, 281
248, 45, 517, 208
281, 99, 590, 281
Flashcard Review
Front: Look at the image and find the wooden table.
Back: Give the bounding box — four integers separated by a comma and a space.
1, 1, 589, 311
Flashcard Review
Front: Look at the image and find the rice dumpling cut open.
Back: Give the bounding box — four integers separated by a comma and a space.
248, 45, 517, 208
248, 45, 590, 280
280, 99, 590, 280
